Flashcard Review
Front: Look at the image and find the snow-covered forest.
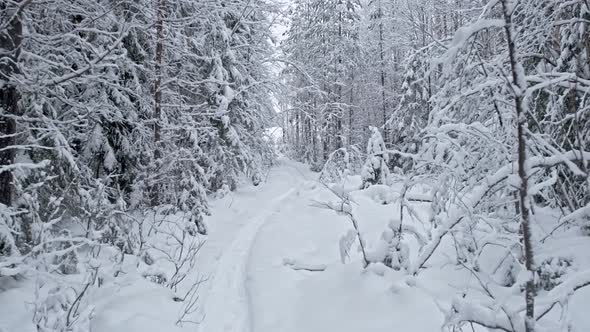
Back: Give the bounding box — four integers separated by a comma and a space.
1, 0, 589, 331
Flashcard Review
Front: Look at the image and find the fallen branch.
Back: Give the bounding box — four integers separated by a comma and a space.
282, 258, 326, 272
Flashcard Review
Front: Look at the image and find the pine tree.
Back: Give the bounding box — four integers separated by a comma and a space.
361, 126, 389, 187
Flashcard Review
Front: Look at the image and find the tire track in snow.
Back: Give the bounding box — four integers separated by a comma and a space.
198, 187, 296, 332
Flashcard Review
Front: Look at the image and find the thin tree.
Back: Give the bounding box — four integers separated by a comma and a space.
500, 1, 536, 331
0, 0, 23, 206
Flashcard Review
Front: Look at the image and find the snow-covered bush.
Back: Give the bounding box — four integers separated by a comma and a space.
315, 191, 370, 267
53, 230, 80, 275
319, 146, 364, 184
376, 221, 409, 271
412, 1, 590, 331
536, 257, 574, 291
361, 127, 390, 188
339, 229, 358, 264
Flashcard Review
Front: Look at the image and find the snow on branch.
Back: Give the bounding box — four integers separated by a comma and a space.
282, 258, 327, 272
410, 149, 590, 274
433, 19, 505, 76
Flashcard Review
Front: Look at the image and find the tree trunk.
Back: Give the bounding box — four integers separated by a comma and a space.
295, 110, 300, 155
378, 1, 387, 144
154, 0, 164, 158
349, 74, 354, 147
0, 2, 23, 207
151, 0, 165, 206
336, 1, 343, 149
501, 1, 536, 331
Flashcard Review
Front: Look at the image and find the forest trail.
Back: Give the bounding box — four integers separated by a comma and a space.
197, 158, 443, 332
196, 158, 313, 332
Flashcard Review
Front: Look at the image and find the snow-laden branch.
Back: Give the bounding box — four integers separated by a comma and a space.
33, 27, 130, 87
0, 159, 50, 172
410, 150, 590, 275
0, 0, 34, 31
449, 297, 516, 332
542, 203, 590, 241
532, 270, 590, 321
526, 73, 590, 95
433, 19, 505, 75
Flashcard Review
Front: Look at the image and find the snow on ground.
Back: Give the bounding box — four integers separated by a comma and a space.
196, 172, 297, 331
196, 157, 447, 332
0, 253, 189, 332
2, 158, 589, 332
247, 160, 443, 332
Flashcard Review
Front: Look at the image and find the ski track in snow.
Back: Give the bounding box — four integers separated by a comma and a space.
198, 159, 458, 332
197, 160, 302, 332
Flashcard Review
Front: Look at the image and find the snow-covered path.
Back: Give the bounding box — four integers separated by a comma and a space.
197, 158, 442, 332
198, 156, 590, 332
196, 159, 310, 332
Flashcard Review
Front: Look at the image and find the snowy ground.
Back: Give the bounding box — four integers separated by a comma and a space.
197, 158, 444, 332
2, 158, 589, 332
198, 158, 590, 332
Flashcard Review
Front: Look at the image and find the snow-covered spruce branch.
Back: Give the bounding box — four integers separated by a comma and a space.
33, 28, 131, 87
